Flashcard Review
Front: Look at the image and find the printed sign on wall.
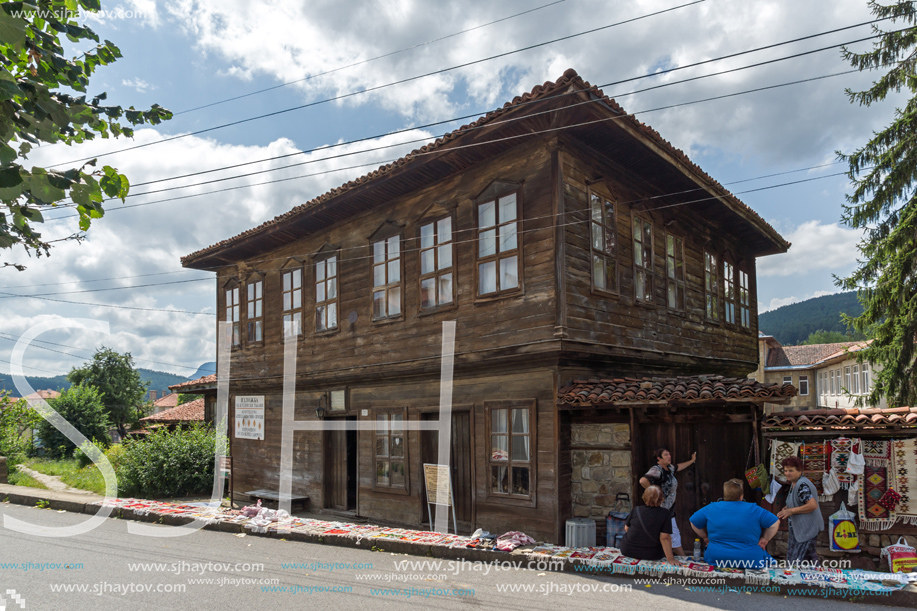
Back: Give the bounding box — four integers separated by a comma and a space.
235, 396, 265, 440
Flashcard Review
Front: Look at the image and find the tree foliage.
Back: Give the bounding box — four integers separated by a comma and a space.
38, 383, 109, 457
67, 346, 147, 437
800, 330, 861, 345
0, 0, 171, 270
838, 0, 917, 407
117, 423, 221, 497
0, 390, 39, 460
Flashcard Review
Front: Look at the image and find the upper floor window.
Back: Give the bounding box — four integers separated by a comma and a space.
861, 364, 870, 394
373, 236, 402, 319
739, 269, 750, 328
282, 267, 302, 338
665, 233, 685, 310
316, 255, 338, 332
419, 217, 454, 309
247, 279, 263, 342
852, 365, 860, 394
633, 216, 653, 302
724, 260, 736, 325
704, 251, 719, 321
589, 192, 617, 293
225, 284, 240, 347
477, 193, 520, 295
799, 375, 809, 396
783, 376, 792, 386
844, 366, 851, 393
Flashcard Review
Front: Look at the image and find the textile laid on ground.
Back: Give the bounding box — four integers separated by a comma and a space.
830, 437, 858, 489
90, 498, 907, 594
770, 440, 800, 484
892, 438, 917, 525
801, 442, 826, 495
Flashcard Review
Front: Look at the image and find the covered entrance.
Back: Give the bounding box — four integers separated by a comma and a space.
420, 409, 474, 532
324, 416, 357, 511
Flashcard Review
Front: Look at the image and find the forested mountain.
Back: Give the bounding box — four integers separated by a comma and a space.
759, 292, 864, 345
0, 368, 191, 398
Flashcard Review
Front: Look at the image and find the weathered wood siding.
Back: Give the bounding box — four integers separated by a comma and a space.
558, 139, 759, 375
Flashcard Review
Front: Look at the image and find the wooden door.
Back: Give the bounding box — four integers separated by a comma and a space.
324, 417, 357, 511
638, 418, 754, 547
421, 411, 473, 529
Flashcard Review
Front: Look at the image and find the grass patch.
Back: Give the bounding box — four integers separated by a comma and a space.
24, 458, 107, 495
7, 465, 49, 490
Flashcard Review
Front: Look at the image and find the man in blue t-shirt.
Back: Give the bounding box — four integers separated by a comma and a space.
689, 478, 780, 569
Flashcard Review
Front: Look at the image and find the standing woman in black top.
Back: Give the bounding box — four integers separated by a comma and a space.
619, 486, 683, 566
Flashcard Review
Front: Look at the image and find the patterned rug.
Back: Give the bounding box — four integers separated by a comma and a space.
892, 438, 917, 525
771, 440, 800, 484
801, 442, 826, 495
863, 439, 892, 465
830, 437, 857, 488
860, 462, 896, 530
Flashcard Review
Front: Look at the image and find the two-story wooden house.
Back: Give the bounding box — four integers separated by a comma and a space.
182, 69, 795, 543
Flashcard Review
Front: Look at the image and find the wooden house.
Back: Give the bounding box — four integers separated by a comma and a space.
182, 69, 796, 543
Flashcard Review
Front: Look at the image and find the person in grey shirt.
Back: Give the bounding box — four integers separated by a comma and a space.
639, 447, 696, 557
777, 456, 824, 567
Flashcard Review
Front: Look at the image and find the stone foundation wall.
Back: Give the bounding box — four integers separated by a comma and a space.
570, 423, 632, 519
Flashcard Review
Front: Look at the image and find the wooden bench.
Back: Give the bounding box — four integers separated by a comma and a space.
245, 489, 309, 512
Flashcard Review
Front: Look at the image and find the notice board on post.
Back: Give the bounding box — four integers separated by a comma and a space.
235, 396, 265, 440
423, 463, 457, 533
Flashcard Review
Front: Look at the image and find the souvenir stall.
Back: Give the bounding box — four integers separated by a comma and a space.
762, 407, 917, 569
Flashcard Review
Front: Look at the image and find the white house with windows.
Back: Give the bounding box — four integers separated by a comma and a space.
754, 335, 883, 413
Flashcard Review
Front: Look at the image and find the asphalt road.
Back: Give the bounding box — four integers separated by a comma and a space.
0, 503, 906, 610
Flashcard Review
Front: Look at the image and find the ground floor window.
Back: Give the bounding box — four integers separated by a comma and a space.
486, 400, 535, 500
374, 410, 407, 490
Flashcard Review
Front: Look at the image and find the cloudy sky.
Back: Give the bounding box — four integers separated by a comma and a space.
0, 0, 901, 379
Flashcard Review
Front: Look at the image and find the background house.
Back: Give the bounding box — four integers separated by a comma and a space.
182, 69, 793, 543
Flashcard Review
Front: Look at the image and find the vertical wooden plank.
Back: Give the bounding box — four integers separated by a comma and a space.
553, 147, 567, 338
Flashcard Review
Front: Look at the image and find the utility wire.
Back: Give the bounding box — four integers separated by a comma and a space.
174, 0, 569, 115
48, 0, 706, 168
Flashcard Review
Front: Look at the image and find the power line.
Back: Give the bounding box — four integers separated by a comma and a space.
48, 0, 706, 168
173, 0, 569, 115
0, 290, 216, 315
0, 277, 211, 299
0, 268, 206, 290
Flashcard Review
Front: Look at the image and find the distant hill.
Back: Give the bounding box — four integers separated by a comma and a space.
190, 362, 216, 379
759, 292, 864, 345
0, 368, 191, 398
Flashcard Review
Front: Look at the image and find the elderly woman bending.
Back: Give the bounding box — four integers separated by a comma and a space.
619, 486, 682, 566
689, 478, 780, 569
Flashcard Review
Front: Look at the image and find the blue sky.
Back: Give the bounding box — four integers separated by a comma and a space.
1, 0, 902, 378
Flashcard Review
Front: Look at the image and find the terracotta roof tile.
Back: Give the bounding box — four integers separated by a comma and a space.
141, 398, 205, 423
153, 393, 178, 409
763, 406, 917, 430
766, 342, 866, 368
168, 374, 217, 392
557, 375, 796, 407
182, 68, 788, 266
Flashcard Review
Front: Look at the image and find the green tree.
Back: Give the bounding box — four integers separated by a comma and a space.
0, 390, 39, 460
799, 329, 869, 345
837, 1, 917, 407
38, 383, 109, 457
68, 347, 147, 437
0, 0, 171, 270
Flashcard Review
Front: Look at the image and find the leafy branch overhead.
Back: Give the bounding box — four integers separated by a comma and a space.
0, 0, 171, 269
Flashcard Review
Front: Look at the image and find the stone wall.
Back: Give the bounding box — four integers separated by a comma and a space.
570, 423, 632, 519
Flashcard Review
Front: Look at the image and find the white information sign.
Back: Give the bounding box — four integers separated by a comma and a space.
235, 396, 265, 440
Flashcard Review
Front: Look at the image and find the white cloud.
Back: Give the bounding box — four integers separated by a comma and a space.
122, 77, 154, 93
757, 220, 862, 277
760, 289, 840, 313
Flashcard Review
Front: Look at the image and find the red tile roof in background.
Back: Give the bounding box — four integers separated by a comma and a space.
558, 376, 797, 407
168, 374, 216, 392
764, 407, 917, 429
182, 68, 788, 266
152, 393, 178, 409
766, 342, 865, 368
140, 398, 205, 423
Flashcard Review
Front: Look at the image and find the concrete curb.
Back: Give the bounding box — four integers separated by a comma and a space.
2, 483, 915, 606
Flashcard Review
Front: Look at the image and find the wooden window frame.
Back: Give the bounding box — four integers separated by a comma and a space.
799, 375, 809, 396
738, 268, 751, 329
632, 214, 654, 304
246, 275, 265, 345
372, 408, 409, 495
475, 187, 523, 300
665, 231, 685, 311
588, 188, 618, 295
484, 399, 536, 507
723, 259, 736, 326
314, 252, 340, 335
223, 278, 241, 349
418, 214, 456, 313
704, 250, 719, 322
371, 232, 404, 322
280, 260, 304, 340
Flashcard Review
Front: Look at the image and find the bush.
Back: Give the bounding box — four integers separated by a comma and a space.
0, 393, 40, 463
116, 424, 223, 497
104, 444, 126, 471
38, 385, 111, 458
72, 440, 106, 468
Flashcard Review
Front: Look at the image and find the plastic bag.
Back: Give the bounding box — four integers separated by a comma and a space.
881, 537, 917, 573
829, 501, 859, 552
